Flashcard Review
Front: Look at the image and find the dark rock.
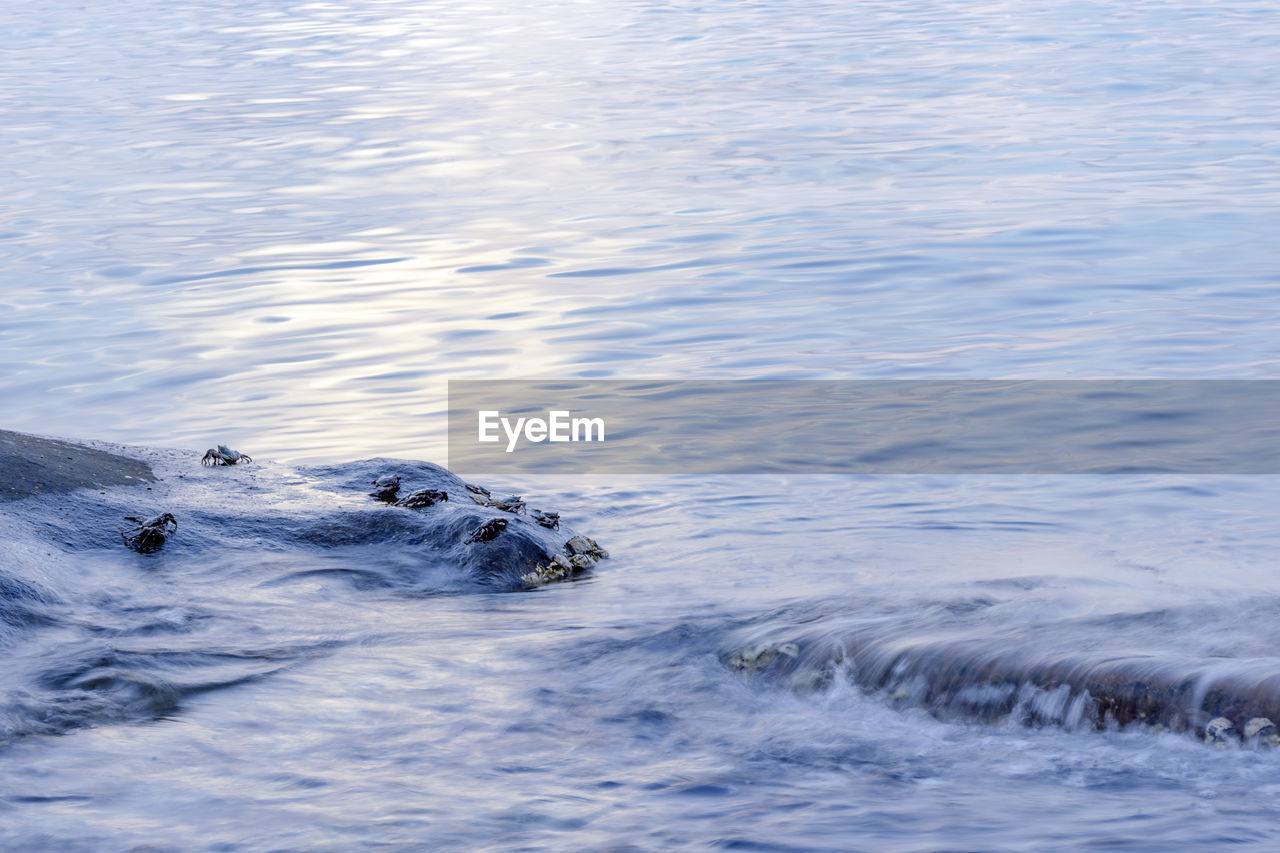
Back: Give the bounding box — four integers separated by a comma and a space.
0, 430, 154, 501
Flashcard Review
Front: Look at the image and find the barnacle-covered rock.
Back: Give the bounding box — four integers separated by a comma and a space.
521, 554, 577, 587
303, 462, 609, 589
1244, 717, 1279, 748
519, 534, 611, 587
566, 536, 608, 560
727, 642, 800, 674
358, 466, 609, 588
1204, 716, 1236, 747
519, 532, 614, 587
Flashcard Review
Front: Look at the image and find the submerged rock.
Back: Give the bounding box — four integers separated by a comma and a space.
1204, 716, 1236, 747
1243, 717, 1279, 747
724, 627, 1280, 748
727, 642, 800, 674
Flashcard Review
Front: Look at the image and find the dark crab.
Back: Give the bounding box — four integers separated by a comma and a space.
531, 509, 560, 530
487, 495, 525, 514
121, 512, 178, 553
201, 444, 253, 466
369, 475, 401, 502
465, 517, 508, 544
396, 488, 449, 508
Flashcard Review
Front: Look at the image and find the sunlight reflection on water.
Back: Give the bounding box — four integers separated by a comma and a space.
3, 0, 1279, 461
4, 1, 1280, 847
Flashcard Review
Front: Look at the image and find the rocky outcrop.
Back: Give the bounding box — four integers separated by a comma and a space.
0, 430, 605, 589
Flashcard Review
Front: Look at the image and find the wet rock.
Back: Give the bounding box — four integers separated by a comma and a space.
566, 536, 609, 560
3, 431, 609, 593
345, 464, 609, 588
521, 554, 576, 586
727, 642, 800, 674
717, 617, 1280, 748
1244, 717, 1279, 747
0, 429, 154, 501
520, 534, 611, 587
1204, 716, 1236, 747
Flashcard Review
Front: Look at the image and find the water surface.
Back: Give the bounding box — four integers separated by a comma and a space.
4, 0, 1280, 849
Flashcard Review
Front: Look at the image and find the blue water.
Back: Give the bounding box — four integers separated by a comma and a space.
4, 0, 1280, 849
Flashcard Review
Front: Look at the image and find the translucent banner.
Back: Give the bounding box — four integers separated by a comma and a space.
447, 380, 1280, 475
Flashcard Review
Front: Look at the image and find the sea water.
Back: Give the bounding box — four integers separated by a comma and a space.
3, 0, 1280, 849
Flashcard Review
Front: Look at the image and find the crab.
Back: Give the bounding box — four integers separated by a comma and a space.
531, 509, 560, 530
465, 483, 491, 504
396, 488, 449, 508
122, 512, 178, 553
465, 517, 508, 544
201, 444, 253, 466
369, 475, 401, 502
487, 495, 525, 514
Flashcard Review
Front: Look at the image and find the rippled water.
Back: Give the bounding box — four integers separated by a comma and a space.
4, 0, 1280, 849
6, 0, 1280, 459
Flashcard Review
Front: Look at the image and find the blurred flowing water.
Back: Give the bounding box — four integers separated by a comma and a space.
4, 0, 1280, 849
